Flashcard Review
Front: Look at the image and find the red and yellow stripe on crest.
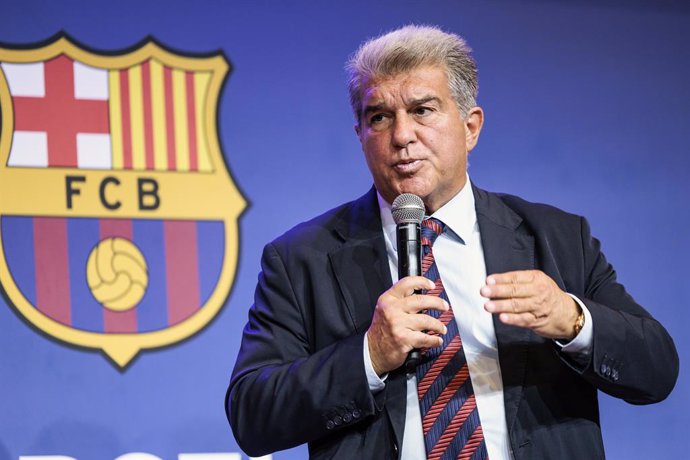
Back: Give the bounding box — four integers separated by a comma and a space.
108, 60, 212, 172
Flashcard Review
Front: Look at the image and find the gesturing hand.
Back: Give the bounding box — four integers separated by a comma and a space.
367, 276, 449, 376
481, 270, 581, 340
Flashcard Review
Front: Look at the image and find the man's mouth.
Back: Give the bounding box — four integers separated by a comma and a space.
393, 159, 423, 174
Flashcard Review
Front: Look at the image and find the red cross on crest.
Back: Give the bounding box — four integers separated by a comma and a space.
12, 55, 110, 167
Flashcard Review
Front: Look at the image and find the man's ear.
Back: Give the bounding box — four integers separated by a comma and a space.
464, 107, 484, 152
354, 123, 361, 141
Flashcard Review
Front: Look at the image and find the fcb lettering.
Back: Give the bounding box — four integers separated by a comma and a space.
0, 34, 246, 368
65, 175, 161, 211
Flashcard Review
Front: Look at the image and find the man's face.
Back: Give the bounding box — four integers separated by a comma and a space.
355, 65, 482, 214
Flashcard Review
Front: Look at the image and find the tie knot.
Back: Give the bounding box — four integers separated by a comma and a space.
422, 218, 445, 247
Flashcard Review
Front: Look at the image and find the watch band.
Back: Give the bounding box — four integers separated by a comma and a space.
573, 308, 586, 336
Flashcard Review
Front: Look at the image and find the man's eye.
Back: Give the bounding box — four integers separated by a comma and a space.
414, 107, 431, 116
369, 114, 385, 124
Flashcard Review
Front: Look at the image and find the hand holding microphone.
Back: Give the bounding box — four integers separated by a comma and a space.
366, 194, 449, 376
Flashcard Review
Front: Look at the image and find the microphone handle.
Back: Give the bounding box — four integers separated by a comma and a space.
396, 223, 423, 372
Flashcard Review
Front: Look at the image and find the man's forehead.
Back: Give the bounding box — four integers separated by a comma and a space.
360, 67, 448, 107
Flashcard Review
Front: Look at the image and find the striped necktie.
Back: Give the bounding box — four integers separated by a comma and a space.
416, 217, 488, 460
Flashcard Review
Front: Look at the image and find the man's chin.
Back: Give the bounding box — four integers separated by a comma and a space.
396, 183, 432, 201
376, 179, 432, 205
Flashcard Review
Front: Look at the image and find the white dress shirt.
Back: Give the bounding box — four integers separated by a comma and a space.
363, 179, 593, 459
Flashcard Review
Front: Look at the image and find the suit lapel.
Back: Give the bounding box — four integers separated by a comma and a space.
327, 188, 408, 453
473, 185, 535, 435
328, 188, 392, 332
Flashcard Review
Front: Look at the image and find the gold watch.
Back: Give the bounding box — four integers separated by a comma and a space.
573, 308, 585, 336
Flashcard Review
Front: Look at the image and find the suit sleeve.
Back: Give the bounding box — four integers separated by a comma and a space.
562, 217, 679, 404
225, 242, 385, 456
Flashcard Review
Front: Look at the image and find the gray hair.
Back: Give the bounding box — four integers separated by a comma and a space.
345, 24, 478, 122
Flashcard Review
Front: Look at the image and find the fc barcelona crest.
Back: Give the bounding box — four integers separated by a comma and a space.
0, 35, 246, 368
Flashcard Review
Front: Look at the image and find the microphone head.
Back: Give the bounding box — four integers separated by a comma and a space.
392, 193, 425, 224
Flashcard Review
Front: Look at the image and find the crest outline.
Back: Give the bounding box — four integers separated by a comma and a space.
0, 33, 247, 368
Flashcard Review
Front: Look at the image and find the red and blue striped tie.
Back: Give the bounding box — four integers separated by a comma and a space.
416, 218, 488, 460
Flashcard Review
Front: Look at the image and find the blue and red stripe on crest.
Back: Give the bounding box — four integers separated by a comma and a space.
1, 216, 224, 333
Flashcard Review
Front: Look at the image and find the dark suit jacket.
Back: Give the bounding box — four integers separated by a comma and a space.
226, 185, 678, 459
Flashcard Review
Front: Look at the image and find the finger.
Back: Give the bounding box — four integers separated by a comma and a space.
484, 298, 543, 316
409, 314, 447, 336
390, 276, 436, 298
496, 311, 542, 329
403, 294, 449, 314
409, 330, 445, 349
480, 282, 534, 300
486, 270, 538, 286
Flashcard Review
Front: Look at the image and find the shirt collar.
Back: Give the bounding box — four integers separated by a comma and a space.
377, 175, 478, 247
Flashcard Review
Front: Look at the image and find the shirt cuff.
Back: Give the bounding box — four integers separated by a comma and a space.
554, 293, 593, 355
363, 332, 387, 392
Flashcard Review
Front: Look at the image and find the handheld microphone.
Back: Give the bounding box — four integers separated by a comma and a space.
391, 193, 425, 373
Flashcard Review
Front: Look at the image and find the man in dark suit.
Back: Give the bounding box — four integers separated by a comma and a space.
226, 25, 678, 459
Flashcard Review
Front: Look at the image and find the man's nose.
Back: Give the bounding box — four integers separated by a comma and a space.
391, 114, 417, 149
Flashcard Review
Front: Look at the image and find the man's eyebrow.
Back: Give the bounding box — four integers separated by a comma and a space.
363, 96, 441, 116
408, 96, 441, 106
362, 103, 385, 117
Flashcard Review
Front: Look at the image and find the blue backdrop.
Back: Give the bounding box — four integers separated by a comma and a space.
1, 1, 688, 459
